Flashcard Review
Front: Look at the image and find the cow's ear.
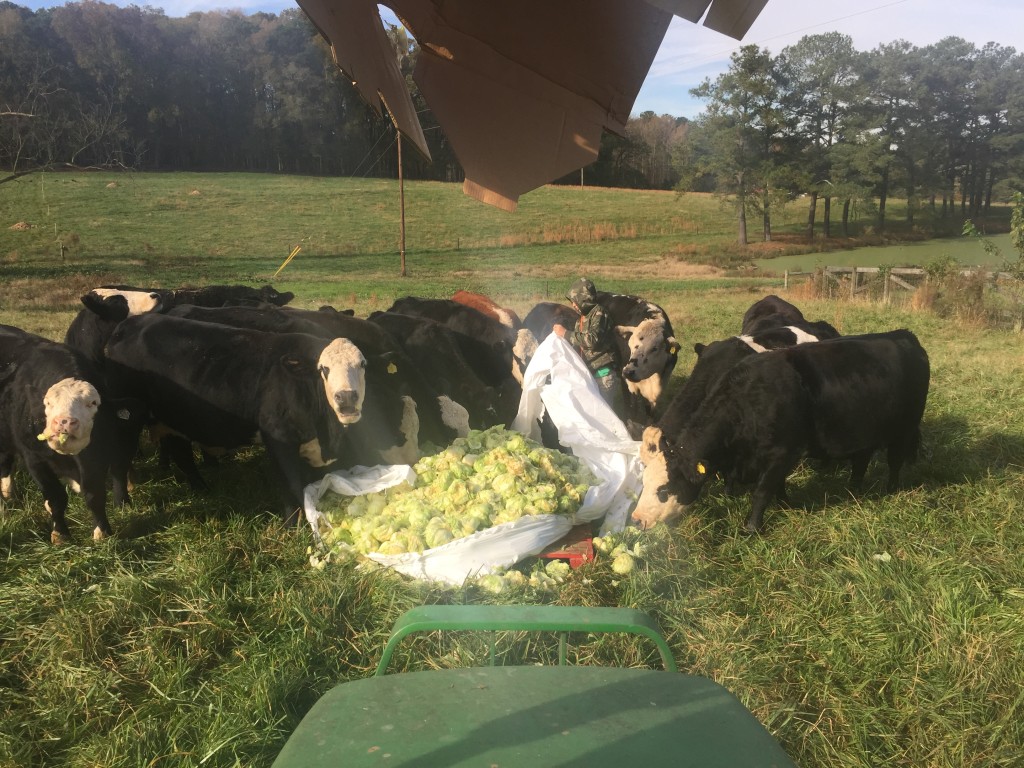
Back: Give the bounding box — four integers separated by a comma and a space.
694, 343, 706, 356
615, 325, 635, 341
280, 353, 316, 377
666, 336, 680, 356
368, 351, 401, 376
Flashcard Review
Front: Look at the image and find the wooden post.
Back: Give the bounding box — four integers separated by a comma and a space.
397, 131, 406, 277
883, 271, 890, 304
851, 267, 859, 298
784, 270, 789, 289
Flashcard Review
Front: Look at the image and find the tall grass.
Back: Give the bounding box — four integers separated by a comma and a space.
1, 174, 1023, 767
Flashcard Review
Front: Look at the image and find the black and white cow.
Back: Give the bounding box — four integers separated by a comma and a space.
386, 297, 538, 387
0, 325, 145, 543
102, 313, 402, 524
523, 294, 679, 437
633, 330, 930, 533
595, 292, 680, 421
367, 310, 515, 430
741, 294, 840, 339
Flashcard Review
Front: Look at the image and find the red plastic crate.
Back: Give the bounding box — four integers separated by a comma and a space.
538, 525, 594, 568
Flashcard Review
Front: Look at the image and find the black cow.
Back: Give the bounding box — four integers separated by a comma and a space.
65, 283, 295, 372
633, 330, 930, 533
386, 297, 538, 387
741, 294, 840, 339
103, 314, 401, 524
0, 325, 145, 543
367, 311, 513, 430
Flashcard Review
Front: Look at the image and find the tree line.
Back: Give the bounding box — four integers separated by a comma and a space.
679, 35, 1024, 242
1, 2, 1021, 243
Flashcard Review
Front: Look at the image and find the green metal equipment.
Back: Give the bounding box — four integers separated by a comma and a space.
272, 604, 796, 767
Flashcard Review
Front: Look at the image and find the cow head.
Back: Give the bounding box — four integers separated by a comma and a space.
258, 285, 295, 307
316, 338, 366, 424
619, 318, 679, 384
511, 328, 538, 385
86, 287, 170, 318
39, 377, 101, 455
631, 425, 706, 529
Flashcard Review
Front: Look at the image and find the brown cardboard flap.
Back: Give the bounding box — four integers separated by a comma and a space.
298, 0, 770, 210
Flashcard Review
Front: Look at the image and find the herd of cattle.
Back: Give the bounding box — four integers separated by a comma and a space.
0, 283, 930, 544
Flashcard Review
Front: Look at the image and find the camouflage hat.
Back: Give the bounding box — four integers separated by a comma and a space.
566, 277, 597, 309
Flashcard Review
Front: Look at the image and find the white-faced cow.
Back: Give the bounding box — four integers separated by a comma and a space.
522, 293, 679, 438
103, 314, 398, 524
593, 292, 679, 428
1, 325, 145, 543
633, 330, 930, 533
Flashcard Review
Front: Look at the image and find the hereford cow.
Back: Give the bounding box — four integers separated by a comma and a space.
633, 330, 930, 533
451, 290, 523, 330
0, 325, 145, 543
103, 314, 407, 524
274, 305, 469, 444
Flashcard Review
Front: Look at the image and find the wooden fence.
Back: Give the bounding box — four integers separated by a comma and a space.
783, 266, 1023, 330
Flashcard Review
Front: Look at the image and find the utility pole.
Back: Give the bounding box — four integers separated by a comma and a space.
397, 129, 407, 277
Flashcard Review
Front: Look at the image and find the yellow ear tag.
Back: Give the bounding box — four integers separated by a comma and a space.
669, 342, 680, 355
387, 362, 398, 374
696, 462, 706, 475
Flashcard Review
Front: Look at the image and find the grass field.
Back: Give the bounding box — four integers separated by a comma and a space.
1, 173, 1023, 767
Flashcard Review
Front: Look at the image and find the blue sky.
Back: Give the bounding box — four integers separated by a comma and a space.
12, 0, 1024, 119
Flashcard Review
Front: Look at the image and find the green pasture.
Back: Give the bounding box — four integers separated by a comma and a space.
1, 173, 1023, 768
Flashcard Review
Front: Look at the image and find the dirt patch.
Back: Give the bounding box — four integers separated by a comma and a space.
188, 189, 201, 196
8, 222, 31, 231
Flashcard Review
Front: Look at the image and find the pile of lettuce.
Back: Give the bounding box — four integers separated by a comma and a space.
318, 425, 598, 558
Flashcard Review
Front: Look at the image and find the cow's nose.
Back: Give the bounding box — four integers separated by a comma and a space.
54, 416, 80, 433
334, 391, 358, 411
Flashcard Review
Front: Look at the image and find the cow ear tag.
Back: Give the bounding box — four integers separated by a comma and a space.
696, 462, 707, 475
668, 342, 680, 355
387, 362, 398, 374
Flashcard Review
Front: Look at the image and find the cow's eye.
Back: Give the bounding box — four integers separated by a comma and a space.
656, 488, 670, 503
318, 365, 329, 378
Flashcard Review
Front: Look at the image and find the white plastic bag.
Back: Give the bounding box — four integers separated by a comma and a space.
512, 334, 643, 534
302, 334, 643, 585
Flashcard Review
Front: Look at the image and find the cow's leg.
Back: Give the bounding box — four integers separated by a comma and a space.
161, 436, 208, 491
848, 449, 874, 490
745, 462, 793, 533
262, 435, 305, 526
884, 443, 908, 493
79, 464, 113, 541
24, 459, 72, 544
0, 452, 14, 500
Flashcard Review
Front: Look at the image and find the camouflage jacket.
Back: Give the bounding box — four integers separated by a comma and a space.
568, 304, 617, 374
